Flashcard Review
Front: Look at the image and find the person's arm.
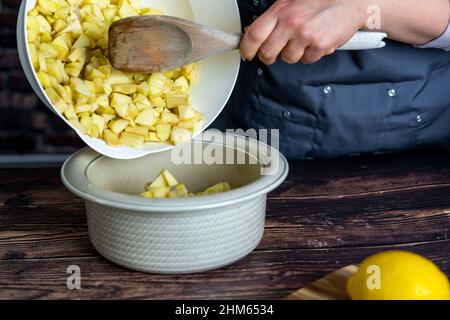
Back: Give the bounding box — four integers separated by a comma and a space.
240, 0, 450, 65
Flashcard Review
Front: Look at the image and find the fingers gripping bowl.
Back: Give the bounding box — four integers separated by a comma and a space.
61, 134, 289, 274
17, 0, 241, 159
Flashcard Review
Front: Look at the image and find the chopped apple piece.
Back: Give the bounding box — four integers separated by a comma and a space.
141, 190, 153, 198
171, 127, 192, 145
68, 118, 87, 134
103, 128, 120, 146
71, 78, 92, 96
149, 186, 170, 198
112, 83, 137, 94
165, 94, 189, 108
147, 73, 167, 97
162, 169, 178, 187
147, 132, 160, 142
118, 0, 138, 18
110, 93, 132, 108
109, 119, 129, 134
65, 62, 84, 77
148, 173, 167, 188
178, 105, 196, 120
160, 112, 179, 124
174, 76, 189, 92
108, 69, 130, 84
124, 126, 148, 138
39, 43, 58, 58
155, 124, 171, 142
135, 109, 155, 127
119, 132, 144, 148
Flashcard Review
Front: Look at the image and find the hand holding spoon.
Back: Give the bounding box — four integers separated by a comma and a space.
108, 15, 387, 73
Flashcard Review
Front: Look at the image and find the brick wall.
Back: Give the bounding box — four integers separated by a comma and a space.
0, 0, 83, 155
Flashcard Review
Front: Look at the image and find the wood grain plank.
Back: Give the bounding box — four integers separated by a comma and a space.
0, 185, 448, 260
0, 241, 447, 300
1, 151, 449, 207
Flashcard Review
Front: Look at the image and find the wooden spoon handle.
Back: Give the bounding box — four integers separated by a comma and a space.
218, 31, 387, 60
338, 31, 387, 50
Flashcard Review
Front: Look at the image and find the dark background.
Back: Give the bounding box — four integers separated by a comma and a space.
0, 0, 83, 164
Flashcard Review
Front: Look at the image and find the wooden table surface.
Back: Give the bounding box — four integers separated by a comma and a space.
0, 150, 449, 299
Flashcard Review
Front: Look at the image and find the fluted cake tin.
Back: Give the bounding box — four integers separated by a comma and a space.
61, 133, 289, 273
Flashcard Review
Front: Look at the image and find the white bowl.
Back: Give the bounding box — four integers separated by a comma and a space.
17, 0, 241, 159
61, 133, 289, 274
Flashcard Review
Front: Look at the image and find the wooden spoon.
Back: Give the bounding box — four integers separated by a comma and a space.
109, 15, 387, 73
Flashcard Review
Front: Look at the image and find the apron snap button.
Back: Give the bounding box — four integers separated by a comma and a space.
388, 89, 397, 97
323, 86, 332, 95
283, 110, 293, 120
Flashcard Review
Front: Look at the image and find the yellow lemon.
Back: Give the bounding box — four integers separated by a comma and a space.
347, 251, 450, 300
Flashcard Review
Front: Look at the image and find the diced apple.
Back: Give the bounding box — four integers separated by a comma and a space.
118, 0, 138, 18
102, 113, 116, 123
141, 190, 153, 198
171, 127, 192, 145
107, 69, 130, 84
147, 73, 167, 97
37, 71, 51, 88
119, 132, 144, 148
149, 186, 170, 198
40, 32, 53, 43
65, 62, 84, 77
73, 34, 90, 48
68, 118, 87, 134
137, 81, 149, 96
148, 173, 167, 188
165, 94, 189, 108
177, 104, 196, 120
155, 124, 171, 142
97, 94, 109, 108
174, 76, 189, 92
92, 113, 106, 134
38, 0, 63, 12
103, 128, 120, 146
63, 104, 77, 120
99, 65, 112, 78
124, 126, 148, 138
71, 78, 92, 96
178, 119, 197, 130
39, 43, 58, 58
160, 112, 179, 124
114, 104, 128, 119
68, 48, 86, 63
45, 86, 68, 113
109, 119, 129, 134
110, 92, 132, 109
35, 15, 52, 33
135, 109, 155, 127
147, 132, 160, 142
112, 83, 137, 94
151, 96, 166, 108
75, 104, 92, 113
53, 19, 67, 33
80, 115, 93, 134
162, 169, 178, 187
38, 54, 47, 72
